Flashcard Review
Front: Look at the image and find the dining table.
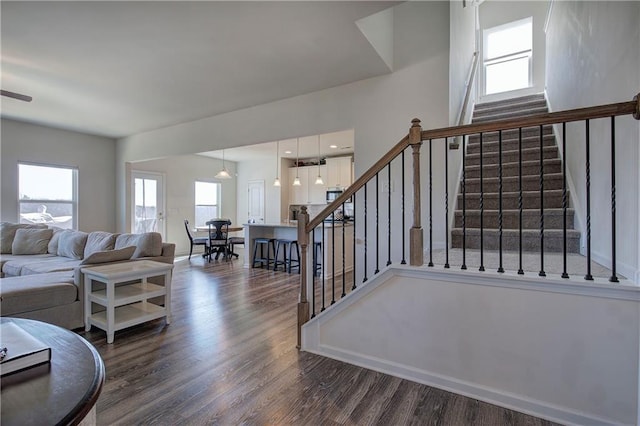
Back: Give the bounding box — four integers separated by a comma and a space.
194, 225, 244, 259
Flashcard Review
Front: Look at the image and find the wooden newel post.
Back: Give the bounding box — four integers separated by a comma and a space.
409, 118, 424, 266
297, 206, 310, 349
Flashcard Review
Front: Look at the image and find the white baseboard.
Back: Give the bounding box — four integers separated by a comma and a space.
304, 344, 620, 426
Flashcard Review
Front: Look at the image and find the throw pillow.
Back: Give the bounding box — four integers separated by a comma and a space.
47, 227, 67, 254
115, 232, 162, 258
84, 231, 117, 258
57, 230, 89, 260
80, 246, 136, 265
0, 222, 47, 254
11, 228, 54, 255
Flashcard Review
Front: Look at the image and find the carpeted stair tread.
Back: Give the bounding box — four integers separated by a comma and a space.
451, 228, 581, 253
464, 173, 565, 192
465, 145, 559, 166
472, 106, 549, 123
454, 208, 575, 229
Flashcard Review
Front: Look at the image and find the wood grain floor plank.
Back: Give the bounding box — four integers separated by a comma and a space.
75, 257, 562, 425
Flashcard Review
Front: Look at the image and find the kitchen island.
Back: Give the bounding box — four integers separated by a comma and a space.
243, 222, 354, 278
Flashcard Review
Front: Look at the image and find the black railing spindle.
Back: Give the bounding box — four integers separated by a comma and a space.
498, 129, 504, 273
342, 202, 346, 297
539, 125, 546, 277
610, 116, 619, 283
401, 150, 406, 264
311, 231, 316, 318
518, 127, 524, 275
352, 192, 357, 290
444, 138, 450, 269
375, 173, 380, 275
363, 183, 368, 283
585, 120, 593, 281
331, 212, 335, 305
479, 132, 485, 272
387, 162, 392, 266
561, 122, 569, 279
321, 221, 326, 311
428, 139, 434, 267
461, 135, 467, 270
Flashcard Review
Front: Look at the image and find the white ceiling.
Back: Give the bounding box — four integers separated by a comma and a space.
1, 1, 398, 138
198, 128, 355, 163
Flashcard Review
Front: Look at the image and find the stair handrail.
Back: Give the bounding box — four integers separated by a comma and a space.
456, 51, 479, 128
423, 96, 639, 141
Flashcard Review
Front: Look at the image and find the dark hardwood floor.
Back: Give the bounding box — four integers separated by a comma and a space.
78, 256, 560, 425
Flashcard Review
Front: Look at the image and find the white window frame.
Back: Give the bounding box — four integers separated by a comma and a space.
194, 180, 222, 228
18, 162, 79, 229
482, 17, 533, 96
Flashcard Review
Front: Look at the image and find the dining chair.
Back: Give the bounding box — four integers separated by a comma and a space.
184, 219, 208, 259
206, 219, 231, 262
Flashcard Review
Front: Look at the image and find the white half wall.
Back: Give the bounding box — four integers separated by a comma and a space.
303, 267, 640, 425
1, 118, 117, 232
545, 1, 640, 283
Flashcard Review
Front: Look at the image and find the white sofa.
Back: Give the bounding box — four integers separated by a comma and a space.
0, 223, 175, 329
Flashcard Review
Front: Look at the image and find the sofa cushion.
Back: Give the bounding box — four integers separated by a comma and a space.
84, 231, 117, 258
1, 254, 56, 277
19, 257, 82, 276
47, 227, 66, 254
12, 228, 54, 255
58, 231, 88, 260
115, 232, 162, 258
80, 246, 135, 265
0, 223, 47, 254
0, 271, 77, 316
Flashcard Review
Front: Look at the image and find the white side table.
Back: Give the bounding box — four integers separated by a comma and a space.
82, 260, 173, 344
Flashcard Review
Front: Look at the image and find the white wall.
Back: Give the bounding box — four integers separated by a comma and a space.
545, 1, 640, 283
478, 1, 549, 102
449, 0, 477, 126
304, 268, 640, 425
132, 154, 237, 256
115, 1, 452, 263
1, 118, 117, 232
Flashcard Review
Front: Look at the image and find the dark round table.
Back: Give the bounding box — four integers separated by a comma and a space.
0, 318, 105, 426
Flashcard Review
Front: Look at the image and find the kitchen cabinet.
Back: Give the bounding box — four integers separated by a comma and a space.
325, 156, 353, 189
289, 165, 327, 204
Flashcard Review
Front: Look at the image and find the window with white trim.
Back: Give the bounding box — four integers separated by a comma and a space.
18, 163, 78, 229
194, 181, 221, 227
483, 17, 533, 95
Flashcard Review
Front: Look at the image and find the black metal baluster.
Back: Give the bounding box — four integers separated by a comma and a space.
539, 125, 546, 277
321, 221, 326, 311
363, 183, 368, 283
331, 211, 335, 305
401, 150, 406, 264
342, 202, 346, 297
585, 120, 593, 281
375, 173, 380, 274
311, 230, 316, 318
352, 192, 357, 290
561, 123, 569, 279
429, 139, 434, 267
609, 116, 619, 283
445, 138, 450, 269
387, 162, 392, 266
461, 135, 467, 270
518, 127, 524, 275
479, 132, 485, 272
498, 130, 504, 273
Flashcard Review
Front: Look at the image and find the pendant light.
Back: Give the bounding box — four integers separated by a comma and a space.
292, 138, 301, 186
314, 135, 324, 185
273, 140, 281, 187
215, 149, 232, 179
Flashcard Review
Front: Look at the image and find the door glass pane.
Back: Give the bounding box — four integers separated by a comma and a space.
485, 56, 530, 95
134, 178, 158, 233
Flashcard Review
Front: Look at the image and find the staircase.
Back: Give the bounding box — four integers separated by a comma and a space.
451, 94, 581, 253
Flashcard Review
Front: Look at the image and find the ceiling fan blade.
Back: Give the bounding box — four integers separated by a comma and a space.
1, 90, 32, 102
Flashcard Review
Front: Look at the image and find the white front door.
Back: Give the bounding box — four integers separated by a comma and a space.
247, 180, 265, 224
131, 171, 166, 238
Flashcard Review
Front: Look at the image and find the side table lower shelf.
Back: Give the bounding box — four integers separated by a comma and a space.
89, 302, 167, 333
